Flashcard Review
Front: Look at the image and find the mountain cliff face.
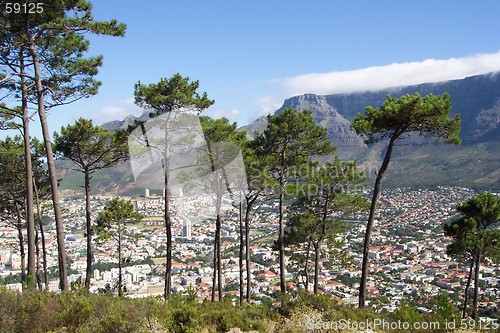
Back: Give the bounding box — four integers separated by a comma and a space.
242, 72, 500, 189
100, 72, 500, 190
278, 94, 366, 154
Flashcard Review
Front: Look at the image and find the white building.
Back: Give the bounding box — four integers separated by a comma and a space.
182, 220, 192, 238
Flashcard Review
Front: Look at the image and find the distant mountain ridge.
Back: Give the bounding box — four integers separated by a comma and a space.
240, 72, 500, 189
102, 72, 500, 190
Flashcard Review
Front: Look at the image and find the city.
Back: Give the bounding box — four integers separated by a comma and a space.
1, 186, 497, 314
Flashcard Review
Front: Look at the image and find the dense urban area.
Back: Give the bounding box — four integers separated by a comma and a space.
1, 186, 498, 314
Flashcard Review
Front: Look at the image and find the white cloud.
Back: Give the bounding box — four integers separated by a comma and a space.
211, 108, 241, 119
244, 51, 500, 126
253, 95, 286, 118
86, 104, 143, 124
117, 98, 135, 105
281, 51, 500, 96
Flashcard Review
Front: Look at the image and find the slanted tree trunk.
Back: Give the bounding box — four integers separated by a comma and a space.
19, 47, 36, 288
84, 170, 92, 291
471, 254, 481, 320
359, 134, 397, 308
462, 258, 474, 318
27, 28, 68, 291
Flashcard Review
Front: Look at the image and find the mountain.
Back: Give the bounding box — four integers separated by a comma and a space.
101, 113, 150, 132
97, 72, 500, 191
241, 72, 500, 190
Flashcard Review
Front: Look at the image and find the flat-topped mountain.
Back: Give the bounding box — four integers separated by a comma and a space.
97, 72, 499, 192
241, 72, 500, 189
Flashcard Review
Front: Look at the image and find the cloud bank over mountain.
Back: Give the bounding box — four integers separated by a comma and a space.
281, 51, 500, 96
252, 52, 500, 120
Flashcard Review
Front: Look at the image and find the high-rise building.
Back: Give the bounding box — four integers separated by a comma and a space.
182, 219, 192, 238
145, 188, 150, 198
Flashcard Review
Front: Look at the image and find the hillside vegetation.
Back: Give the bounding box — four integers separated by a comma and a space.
0, 288, 487, 333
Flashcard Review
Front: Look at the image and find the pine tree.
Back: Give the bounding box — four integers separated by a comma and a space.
351, 93, 461, 308
54, 118, 128, 291
94, 197, 142, 297
134, 73, 213, 299
253, 108, 334, 293
1, 0, 126, 290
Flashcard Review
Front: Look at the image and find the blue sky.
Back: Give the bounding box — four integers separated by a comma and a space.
25, 1, 500, 136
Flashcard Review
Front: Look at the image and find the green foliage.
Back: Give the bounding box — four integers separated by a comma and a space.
351, 93, 462, 307
253, 107, 335, 173
253, 107, 335, 292
429, 291, 461, 332
94, 198, 142, 297
0, 288, 271, 333
1, 288, 482, 333
456, 192, 500, 230
94, 197, 143, 237
0, 136, 25, 208
444, 193, 500, 318
444, 193, 500, 267
134, 73, 214, 116
0, 0, 126, 108
53, 118, 128, 173
200, 116, 247, 146
390, 302, 425, 331
351, 92, 461, 145
283, 158, 368, 292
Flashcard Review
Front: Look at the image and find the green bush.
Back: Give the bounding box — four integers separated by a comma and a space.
0, 288, 479, 333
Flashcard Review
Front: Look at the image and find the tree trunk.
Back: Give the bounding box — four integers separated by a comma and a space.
84, 170, 92, 291
34, 179, 49, 291
471, 254, 481, 320
15, 203, 27, 287
27, 33, 68, 291
303, 241, 311, 291
211, 228, 218, 302
314, 194, 328, 295
278, 168, 286, 293
359, 134, 397, 308
238, 201, 244, 304
19, 47, 36, 288
244, 196, 255, 303
216, 213, 223, 301
163, 112, 173, 300
35, 227, 42, 289
313, 242, 320, 294
462, 258, 474, 318
118, 229, 123, 297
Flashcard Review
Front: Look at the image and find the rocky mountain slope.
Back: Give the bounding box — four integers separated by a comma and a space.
96, 72, 500, 192
240, 72, 500, 189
